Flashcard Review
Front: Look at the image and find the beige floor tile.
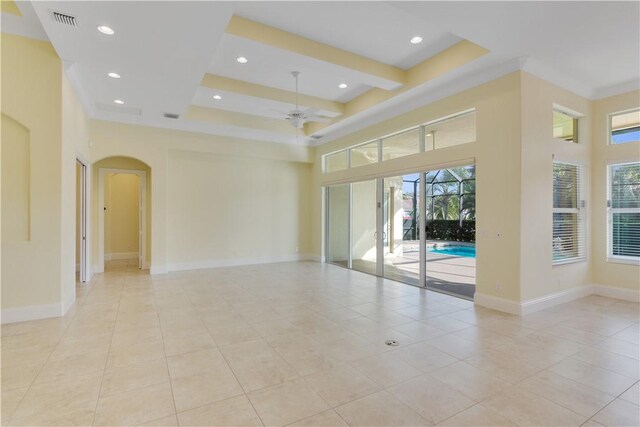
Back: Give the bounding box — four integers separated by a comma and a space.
141, 414, 178, 426
519, 370, 616, 417
177, 395, 262, 426
93, 382, 175, 426
593, 337, 640, 360
464, 348, 541, 383
34, 350, 107, 383
393, 342, 458, 373
48, 332, 112, 360
288, 409, 347, 426
11, 372, 103, 420
334, 390, 426, 427
573, 347, 640, 379
101, 358, 170, 397
591, 398, 640, 427
8, 398, 97, 426
430, 361, 513, 402
482, 387, 587, 426
350, 352, 422, 388
304, 363, 380, 407
109, 326, 163, 350
549, 357, 638, 396
436, 404, 516, 426
619, 382, 639, 405
223, 349, 299, 392
425, 334, 479, 359
171, 370, 243, 412
388, 373, 476, 424
167, 348, 230, 378
162, 331, 215, 356
0, 387, 28, 420
209, 325, 261, 346
248, 378, 330, 426
106, 340, 166, 370
1, 362, 43, 391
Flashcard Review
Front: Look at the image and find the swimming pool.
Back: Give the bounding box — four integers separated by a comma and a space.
428, 245, 476, 258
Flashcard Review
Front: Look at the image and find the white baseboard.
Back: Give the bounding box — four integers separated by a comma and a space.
473, 293, 521, 315
105, 252, 138, 261
1, 302, 65, 324
475, 283, 640, 315
150, 265, 167, 275
166, 253, 316, 273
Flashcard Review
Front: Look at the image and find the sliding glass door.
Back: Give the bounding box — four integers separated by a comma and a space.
324, 164, 476, 300
351, 180, 378, 275
326, 184, 349, 267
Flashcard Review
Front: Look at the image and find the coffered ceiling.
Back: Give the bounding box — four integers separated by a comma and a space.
3, 1, 638, 146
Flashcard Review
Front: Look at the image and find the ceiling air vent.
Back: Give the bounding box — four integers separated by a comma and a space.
49, 10, 78, 27
164, 113, 180, 119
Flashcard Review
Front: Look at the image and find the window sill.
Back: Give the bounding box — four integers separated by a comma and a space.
607, 257, 640, 266
553, 257, 587, 266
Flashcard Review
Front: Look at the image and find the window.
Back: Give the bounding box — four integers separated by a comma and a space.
608, 162, 640, 261
553, 109, 579, 143
552, 162, 586, 264
322, 110, 476, 173
324, 150, 348, 173
350, 140, 379, 168
610, 109, 640, 145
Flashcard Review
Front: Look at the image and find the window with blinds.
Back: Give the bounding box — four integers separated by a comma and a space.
608, 162, 640, 261
553, 162, 586, 264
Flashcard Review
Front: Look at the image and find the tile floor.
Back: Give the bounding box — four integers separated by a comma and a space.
1, 261, 638, 426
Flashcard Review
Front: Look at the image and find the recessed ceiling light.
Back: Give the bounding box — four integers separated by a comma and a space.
338, 83, 348, 89
236, 56, 248, 64
410, 36, 423, 44
107, 72, 121, 79
97, 25, 115, 35
213, 94, 222, 100
113, 99, 124, 104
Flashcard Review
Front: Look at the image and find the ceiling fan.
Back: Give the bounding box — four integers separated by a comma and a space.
278, 71, 332, 129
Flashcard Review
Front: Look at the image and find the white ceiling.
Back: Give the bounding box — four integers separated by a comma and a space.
3, 1, 639, 146
231, 1, 462, 69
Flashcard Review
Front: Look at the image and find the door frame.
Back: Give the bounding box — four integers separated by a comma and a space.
97, 168, 147, 272
76, 157, 89, 282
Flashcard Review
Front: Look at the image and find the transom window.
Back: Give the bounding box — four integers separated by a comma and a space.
610, 109, 640, 145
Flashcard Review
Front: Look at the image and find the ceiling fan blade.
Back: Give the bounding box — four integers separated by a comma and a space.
307, 116, 332, 124
302, 107, 319, 116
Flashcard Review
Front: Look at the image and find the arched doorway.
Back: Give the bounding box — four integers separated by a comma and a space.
93, 156, 152, 273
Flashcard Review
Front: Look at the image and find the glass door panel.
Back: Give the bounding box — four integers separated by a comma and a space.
424, 165, 477, 299
351, 180, 378, 275
326, 184, 349, 267
382, 174, 421, 286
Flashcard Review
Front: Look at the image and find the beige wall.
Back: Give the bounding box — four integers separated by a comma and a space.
166, 149, 311, 267
76, 161, 81, 269
105, 173, 140, 258
592, 91, 640, 290
519, 72, 592, 300
92, 156, 151, 268
1, 34, 63, 312
90, 120, 313, 273
313, 72, 523, 302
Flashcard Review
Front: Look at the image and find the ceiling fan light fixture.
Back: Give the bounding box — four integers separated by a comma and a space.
97, 25, 115, 35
